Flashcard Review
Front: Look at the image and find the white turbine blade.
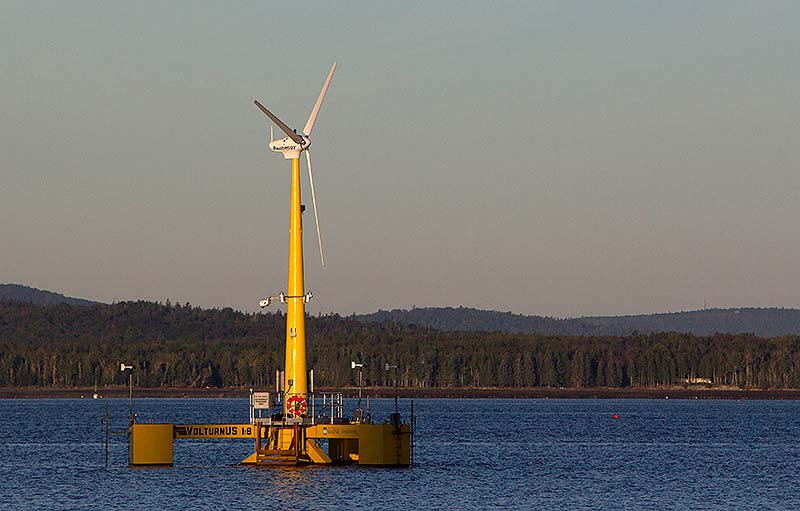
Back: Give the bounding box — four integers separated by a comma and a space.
305, 149, 325, 266
254, 99, 304, 145
303, 63, 337, 136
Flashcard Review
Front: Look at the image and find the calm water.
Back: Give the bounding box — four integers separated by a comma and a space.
1, 398, 799, 510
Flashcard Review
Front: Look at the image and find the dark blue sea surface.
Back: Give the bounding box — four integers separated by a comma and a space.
1, 397, 799, 510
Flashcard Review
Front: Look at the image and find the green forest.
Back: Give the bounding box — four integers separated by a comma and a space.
2, 300, 800, 389
357, 306, 800, 337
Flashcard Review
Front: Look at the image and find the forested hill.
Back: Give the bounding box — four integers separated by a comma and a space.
0, 284, 99, 307
3, 300, 800, 389
355, 307, 800, 337
5, 284, 798, 337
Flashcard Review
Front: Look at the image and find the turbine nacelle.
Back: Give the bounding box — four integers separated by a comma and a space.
268, 135, 310, 159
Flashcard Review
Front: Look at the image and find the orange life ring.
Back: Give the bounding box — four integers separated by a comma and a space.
286, 395, 308, 416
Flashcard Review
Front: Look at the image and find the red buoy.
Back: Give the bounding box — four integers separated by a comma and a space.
612, 414, 620, 419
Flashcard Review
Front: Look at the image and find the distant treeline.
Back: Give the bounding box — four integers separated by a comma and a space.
2, 300, 800, 389
356, 306, 800, 337
0, 283, 99, 307
6, 283, 800, 337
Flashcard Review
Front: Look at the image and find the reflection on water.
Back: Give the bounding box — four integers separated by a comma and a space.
2, 398, 800, 510
254, 465, 312, 499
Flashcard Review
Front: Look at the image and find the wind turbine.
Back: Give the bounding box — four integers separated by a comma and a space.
253, 63, 336, 417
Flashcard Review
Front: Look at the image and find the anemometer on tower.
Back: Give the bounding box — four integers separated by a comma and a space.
125, 63, 414, 467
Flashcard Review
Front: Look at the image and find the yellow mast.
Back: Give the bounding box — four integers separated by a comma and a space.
252, 63, 336, 419
284, 156, 307, 413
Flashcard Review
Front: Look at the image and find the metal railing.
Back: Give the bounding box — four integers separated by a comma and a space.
249, 389, 344, 425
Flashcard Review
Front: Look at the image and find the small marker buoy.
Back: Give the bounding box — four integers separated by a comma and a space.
612, 414, 619, 419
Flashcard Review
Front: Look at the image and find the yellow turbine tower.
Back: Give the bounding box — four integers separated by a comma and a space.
254, 63, 335, 419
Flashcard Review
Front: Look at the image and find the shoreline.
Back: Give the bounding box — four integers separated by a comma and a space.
3, 386, 800, 400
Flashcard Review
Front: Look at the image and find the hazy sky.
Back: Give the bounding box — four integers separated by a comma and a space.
2, 1, 798, 317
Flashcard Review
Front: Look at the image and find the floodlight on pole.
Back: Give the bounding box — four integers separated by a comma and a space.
351, 361, 365, 407
120, 363, 135, 425
385, 363, 399, 388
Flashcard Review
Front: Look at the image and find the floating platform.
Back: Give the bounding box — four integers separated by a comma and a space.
128, 392, 413, 467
